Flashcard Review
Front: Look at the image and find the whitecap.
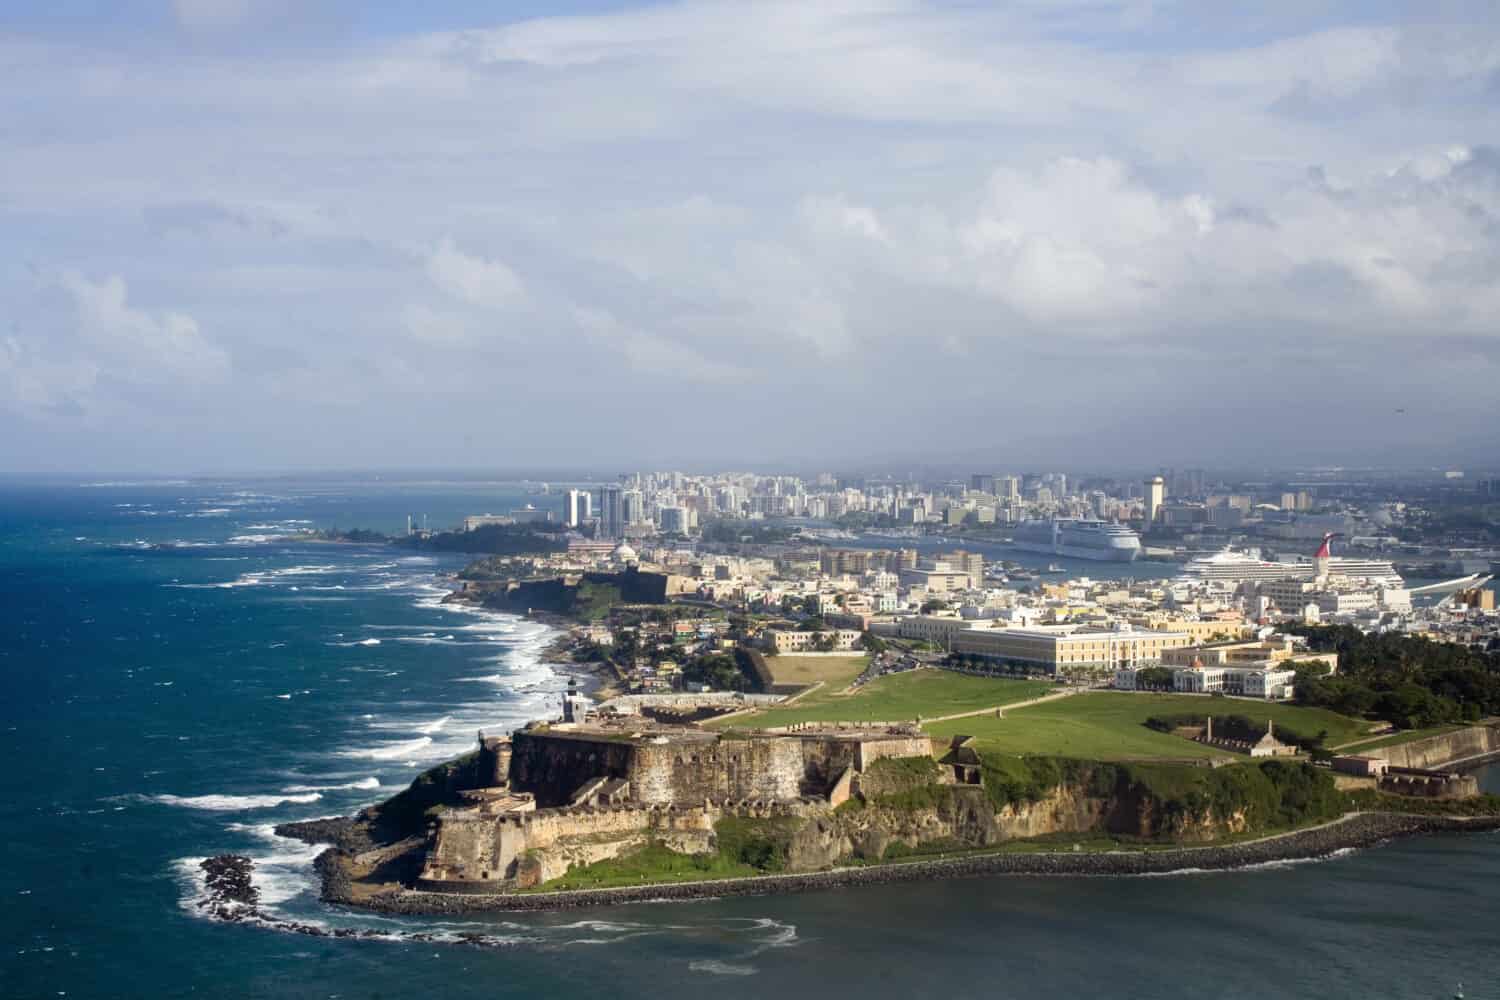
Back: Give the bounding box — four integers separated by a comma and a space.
146, 791, 323, 811
281, 777, 381, 793
689, 961, 758, 976
336, 737, 433, 760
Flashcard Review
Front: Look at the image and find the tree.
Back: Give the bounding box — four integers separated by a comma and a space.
1135, 666, 1174, 691
682, 653, 746, 692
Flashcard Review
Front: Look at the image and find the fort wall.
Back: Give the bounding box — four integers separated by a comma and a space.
1378, 723, 1500, 771
508, 730, 638, 807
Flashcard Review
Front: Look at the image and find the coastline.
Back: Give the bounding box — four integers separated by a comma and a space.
306, 811, 1500, 915
441, 582, 621, 698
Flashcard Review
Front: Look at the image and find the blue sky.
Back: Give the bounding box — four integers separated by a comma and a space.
3, 1, 1499, 475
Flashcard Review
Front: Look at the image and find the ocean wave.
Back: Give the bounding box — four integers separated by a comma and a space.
688, 961, 758, 977
281, 777, 381, 793
269, 565, 340, 576
146, 791, 324, 811
329, 638, 382, 647
336, 737, 433, 760
1130, 848, 1360, 878
168, 573, 267, 589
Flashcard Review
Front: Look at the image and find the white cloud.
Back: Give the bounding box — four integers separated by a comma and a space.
62, 272, 230, 383
426, 239, 524, 309
401, 303, 472, 345
4, 2, 1500, 468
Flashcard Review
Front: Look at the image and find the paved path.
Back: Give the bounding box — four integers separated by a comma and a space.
922, 687, 1078, 724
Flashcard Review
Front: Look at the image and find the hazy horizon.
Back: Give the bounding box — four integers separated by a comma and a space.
4, 1, 1499, 474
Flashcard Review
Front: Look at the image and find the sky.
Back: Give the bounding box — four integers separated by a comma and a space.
2, 0, 1499, 476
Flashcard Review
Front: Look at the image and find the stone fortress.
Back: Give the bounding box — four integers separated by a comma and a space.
415, 709, 932, 892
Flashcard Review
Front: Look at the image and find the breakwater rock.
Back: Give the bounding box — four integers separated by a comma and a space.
327, 812, 1500, 915
191, 853, 521, 948
274, 816, 367, 851
197, 855, 259, 920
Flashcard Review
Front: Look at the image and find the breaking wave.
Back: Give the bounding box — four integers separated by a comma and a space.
146, 792, 324, 811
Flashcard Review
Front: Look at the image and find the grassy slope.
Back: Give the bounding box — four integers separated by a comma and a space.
765, 654, 869, 688
1336, 724, 1467, 752
527, 842, 764, 891
927, 692, 1371, 760
716, 669, 1053, 729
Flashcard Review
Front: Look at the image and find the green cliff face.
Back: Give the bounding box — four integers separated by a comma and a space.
530, 756, 1353, 890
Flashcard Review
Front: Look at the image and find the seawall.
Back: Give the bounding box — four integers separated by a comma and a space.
1379, 723, 1500, 771
323, 812, 1500, 915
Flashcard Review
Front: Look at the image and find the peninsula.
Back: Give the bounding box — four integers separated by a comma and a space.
276, 677, 1500, 913
267, 470, 1500, 912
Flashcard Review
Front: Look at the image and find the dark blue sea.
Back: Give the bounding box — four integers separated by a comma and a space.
3, 481, 1497, 999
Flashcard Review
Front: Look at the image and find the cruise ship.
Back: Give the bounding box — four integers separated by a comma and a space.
1179, 536, 1402, 588
1011, 518, 1141, 562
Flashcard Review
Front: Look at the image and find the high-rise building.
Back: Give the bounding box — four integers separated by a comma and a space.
998, 476, 1021, 502
970, 474, 996, 494
600, 485, 624, 539
1144, 476, 1165, 525
659, 506, 690, 535
564, 489, 592, 528
621, 489, 645, 528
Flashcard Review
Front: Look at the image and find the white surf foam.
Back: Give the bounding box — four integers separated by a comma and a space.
281, 777, 381, 793
337, 737, 434, 760
148, 791, 324, 811
689, 961, 758, 976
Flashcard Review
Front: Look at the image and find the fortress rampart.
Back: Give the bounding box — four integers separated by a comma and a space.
418, 722, 932, 892
1376, 723, 1500, 771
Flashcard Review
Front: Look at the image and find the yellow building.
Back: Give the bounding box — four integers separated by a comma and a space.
952, 624, 1191, 673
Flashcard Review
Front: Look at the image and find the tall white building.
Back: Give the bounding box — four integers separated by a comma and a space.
1144, 476, 1165, 525
564, 489, 592, 528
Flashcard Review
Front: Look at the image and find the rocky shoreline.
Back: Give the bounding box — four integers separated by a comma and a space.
299, 811, 1500, 915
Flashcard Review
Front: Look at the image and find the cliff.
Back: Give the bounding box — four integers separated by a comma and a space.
460, 567, 670, 619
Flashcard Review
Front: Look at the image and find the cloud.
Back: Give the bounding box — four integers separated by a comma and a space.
425, 239, 524, 309
3, 2, 1500, 470
61, 272, 230, 384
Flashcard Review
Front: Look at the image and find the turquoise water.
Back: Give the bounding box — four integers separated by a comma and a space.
2, 482, 1496, 999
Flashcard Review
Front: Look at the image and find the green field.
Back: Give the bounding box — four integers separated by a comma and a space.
926, 692, 1374, 760
764, 654, 869, 688
716, 669, 1053, 729
1334, 723, 1466, 752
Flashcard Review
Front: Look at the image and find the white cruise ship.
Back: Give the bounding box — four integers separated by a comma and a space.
1011, 518, 1141, 562
1180, 537, 1402, 588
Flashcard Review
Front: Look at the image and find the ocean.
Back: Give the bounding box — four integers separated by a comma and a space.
2, 481, 1496, 1000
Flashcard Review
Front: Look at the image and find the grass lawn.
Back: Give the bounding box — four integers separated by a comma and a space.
715, 668, 1053, 729
765, 654, 869, 688
525, 842, 762, 892
926, 691, 1371, 760
1335, 723, 1467, 752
